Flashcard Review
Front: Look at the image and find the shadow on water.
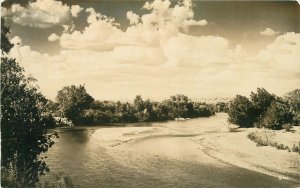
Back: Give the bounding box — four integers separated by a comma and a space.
55, 127, 94, 144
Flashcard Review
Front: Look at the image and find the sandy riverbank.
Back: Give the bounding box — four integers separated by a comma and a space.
93, 113, 300, 183
195, 126, 300, 183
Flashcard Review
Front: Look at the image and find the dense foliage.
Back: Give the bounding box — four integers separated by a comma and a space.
250, 88, 276, 122
259, 99, 294, 130
228, 88, 296, 129
52, 92, 216, 125
56, 85, 94, 125
228, 95, 256, 128
1, 19, 56, 187
285, 89, 300, 123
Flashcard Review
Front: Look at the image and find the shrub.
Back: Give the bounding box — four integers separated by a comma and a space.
292, 142, 300, 154
247, 131, 271, 146
228, 95, 256, 128
259, 99, 294, 130
250, 88, 276, 122
247, 132, 299, 154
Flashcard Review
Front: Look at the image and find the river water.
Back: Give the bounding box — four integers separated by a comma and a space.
43, 114, 297, 187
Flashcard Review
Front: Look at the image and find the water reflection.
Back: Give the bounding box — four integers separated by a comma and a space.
57, 128, 93, 144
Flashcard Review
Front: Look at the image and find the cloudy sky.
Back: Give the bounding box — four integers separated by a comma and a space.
1, 0, 300, 101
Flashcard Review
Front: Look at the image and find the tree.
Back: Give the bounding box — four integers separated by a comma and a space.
56, 85, 94, 125
1, 18, 13, 54
259, 98, 294, 130
1, 19, 56, 187
285, 89, 300, 125
250, 88, 276, 121
285, 89, 300, 114
228, 95, 256, 128
166, 94, 192, 118
133, 95, 148, 121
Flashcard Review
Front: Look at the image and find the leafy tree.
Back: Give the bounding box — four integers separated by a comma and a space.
166, 94, 192, 118
1, 18, 13, 54
228, 95, 256, 127
1, 20, 56, 187
133, 95, 144, 112
285, 89, 300, 114
133, 95, 148, 122
250, 88, 276, 121
259, 98, 294, 130
193, 102, 215, 117
153, 101, 170, 121
285, 89, 300, 125
56, 85, 94, 125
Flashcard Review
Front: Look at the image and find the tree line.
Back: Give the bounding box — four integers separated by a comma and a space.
47, 85, 216, 126
228, 88, 300, 130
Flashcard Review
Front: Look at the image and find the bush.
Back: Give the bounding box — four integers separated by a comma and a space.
247, 131, 271, 146
250, 88, 276, 122
292, 142, 300, 154
228, 95, 256, 128
259, 99, 294, 130
247, 132, 299, 154
228, 88, 297, 130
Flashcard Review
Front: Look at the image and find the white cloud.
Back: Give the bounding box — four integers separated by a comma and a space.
71, 5, 83, 17
9, 32, 300, 100
6, 0, 299, 100
260, 28, 279, 36
162, 34, 233, 67
127, 11, 140, 25
259, 32, 300, 73
183, 19, 207, 26
58, 0, 208, 51
59, 8, 122, 51
2, 0, 83, 28
11, 36, 22, 45
48, 33, 60, 42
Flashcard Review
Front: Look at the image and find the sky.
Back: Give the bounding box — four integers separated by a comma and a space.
1, 0, 300, 101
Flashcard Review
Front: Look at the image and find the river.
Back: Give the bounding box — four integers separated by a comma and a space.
43, 114, 297, 187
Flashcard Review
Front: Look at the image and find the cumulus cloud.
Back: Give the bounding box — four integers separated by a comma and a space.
71, 5, 83, 17
9, 31, 300, 100
127, 11, 140, 25
58, 0, 209, 51
59, 8, 122, 51
259, 32, 300, 73
48, 33, 60, 42
2, 0, 83, 28
183, 19, 208, 26
11, 36, 23, 45
162, 34, 233, 67
260, 28, 279, 36
6, 0, 299, 100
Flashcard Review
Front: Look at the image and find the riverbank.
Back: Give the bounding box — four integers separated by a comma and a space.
45, 113, 299, 187
94, 113, 300, 183
195, 125, 300, 183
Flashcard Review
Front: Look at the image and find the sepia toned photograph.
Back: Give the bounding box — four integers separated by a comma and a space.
1, 0, 300, 187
